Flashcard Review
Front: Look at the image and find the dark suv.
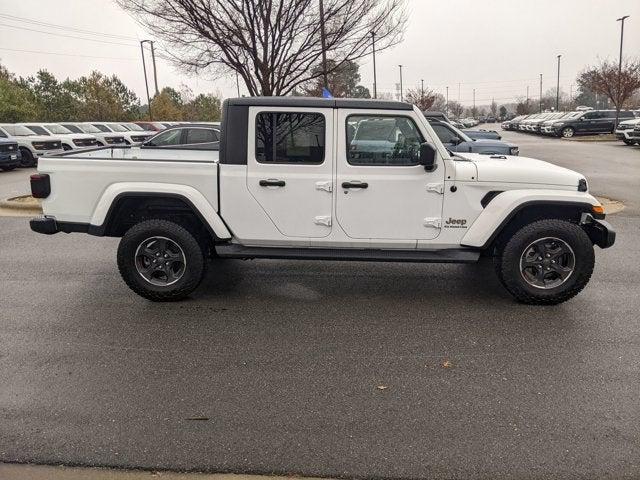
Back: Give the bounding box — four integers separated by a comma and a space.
550, 109, 636, 138
0, 137, 21, 171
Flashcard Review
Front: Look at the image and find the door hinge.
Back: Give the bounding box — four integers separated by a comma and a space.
423, 217, 442, 228
426, 183, 444, 194
315, 181, 333, 193
314, 216, 332, 227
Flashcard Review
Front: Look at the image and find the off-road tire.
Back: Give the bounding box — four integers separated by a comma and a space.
117, 219, 206, 301
561, 127, 575, 138
19, 148, 36, 167
495, 219, 594, 305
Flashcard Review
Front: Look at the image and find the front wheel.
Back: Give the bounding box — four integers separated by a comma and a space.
117, 219, 206, 301
561, 127, 575, 138
622, 139, 635, 145
495, 219, 595, 305
19, 148, 36, 167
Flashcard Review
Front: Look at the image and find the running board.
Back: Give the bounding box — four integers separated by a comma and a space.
215, 244, 480, 263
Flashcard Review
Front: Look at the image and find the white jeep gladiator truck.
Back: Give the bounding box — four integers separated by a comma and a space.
29, 97, 615, 304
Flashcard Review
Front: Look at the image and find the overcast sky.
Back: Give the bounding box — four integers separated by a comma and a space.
1, 0, 638, 107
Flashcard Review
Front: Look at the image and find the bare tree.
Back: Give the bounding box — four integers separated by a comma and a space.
118, 0, 407, 96
578, 58, 640, 125
405, 87, 436, 111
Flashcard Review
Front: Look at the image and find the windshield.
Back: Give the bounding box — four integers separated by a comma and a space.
123, 123, 144, 131
46, 124, 73, 134
25, 125, 50, 136
446, 123, 472, 142
92, 124, 112, 133
79, 124, 102, 133
61, 124, 83, 134
106, 123, 128, 132
1, 125, 38, 136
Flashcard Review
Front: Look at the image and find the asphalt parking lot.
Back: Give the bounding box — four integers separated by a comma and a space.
1, 133, 639, 479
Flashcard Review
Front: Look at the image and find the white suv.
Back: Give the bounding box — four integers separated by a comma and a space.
615, 118, 640, 145
20, 123, 99, 150
89, 122, 154, 145
61, 123, 127, 146
0, 124, 64, 166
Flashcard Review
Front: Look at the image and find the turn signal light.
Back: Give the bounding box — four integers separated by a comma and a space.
592, 205, 605, 215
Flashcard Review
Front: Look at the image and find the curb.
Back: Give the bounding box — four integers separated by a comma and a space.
0, 195, 42, 213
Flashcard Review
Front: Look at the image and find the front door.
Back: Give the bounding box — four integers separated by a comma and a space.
247, 107, 333, 238
336, 110, 444, 241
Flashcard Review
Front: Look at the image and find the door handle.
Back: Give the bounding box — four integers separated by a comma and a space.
342, 181, 368, 189
259, 179, 286, 187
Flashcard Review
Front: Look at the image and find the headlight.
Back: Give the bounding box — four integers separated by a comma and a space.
31, 142, 45, 149
509, 147, 519, 156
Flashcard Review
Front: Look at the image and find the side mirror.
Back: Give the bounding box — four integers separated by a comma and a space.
450, 137, 461, 146
419, 142, 437, 171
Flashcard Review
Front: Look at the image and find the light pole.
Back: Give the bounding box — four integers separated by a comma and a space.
398, 65, 403, 102
446, 86, 449, 115
421, 79, 424, 97
615, 15, 630, 128
556, 54, 561, 111
236, 71, 241, 97
149, 41, 159, 96
139, 40, 152, 120
371, 32, 377, 99
472, 88, 476, 118
539, 73, 543, 113
319, 0, 328, 90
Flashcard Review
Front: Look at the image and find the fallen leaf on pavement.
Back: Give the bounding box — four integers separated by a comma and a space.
376, 385, 388, 390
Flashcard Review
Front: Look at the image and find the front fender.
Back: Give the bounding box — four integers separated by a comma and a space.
90, 182, 231, 240
461, 189, 600, 249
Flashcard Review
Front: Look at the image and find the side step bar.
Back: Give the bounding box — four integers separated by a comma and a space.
215, 244, 480, 263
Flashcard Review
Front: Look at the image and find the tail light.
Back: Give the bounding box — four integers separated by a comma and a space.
30, 174, 50, 199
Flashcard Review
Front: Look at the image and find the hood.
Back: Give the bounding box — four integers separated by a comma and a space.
619, 118, 640, 126
19, 135, 61, 143
454, 152, 583, 188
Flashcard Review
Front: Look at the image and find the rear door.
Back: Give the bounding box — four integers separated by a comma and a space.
336, 110, 444, 241
246, 107, 333, 238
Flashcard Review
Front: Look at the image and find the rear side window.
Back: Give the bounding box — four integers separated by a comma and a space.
150, 129, 183, 146
255, 112, 325, 164
347, 115, 425, 166
186, 128, 218, 144
620, 111, 634, 118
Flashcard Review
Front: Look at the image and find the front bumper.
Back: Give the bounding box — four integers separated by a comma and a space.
581, 214, 616, 249
0, 152, 21, 168
36, 148, 65, 157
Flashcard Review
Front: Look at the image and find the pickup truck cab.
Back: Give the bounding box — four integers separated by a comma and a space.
30, 97, 615, 305
0, 124, 64, 166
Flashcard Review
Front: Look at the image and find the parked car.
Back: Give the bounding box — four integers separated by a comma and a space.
119, 122, 158, 142
485, 116, 497, 123
540, 112, 582, 135
427, 119, 518, 155
88, 122, 155, 145
629, 122, 640, 144
501, 115, 525, 131
0, 136, 21, 171
60, 123, 127, 146
30, 96, 614, 305
549, 109, 636, 138
134, 121, 168, 132
0, 124, 64, 166
142, 124, 220, 150
20, 123, 99, 150
614, 118, 640, 145
463, 129, 502, 140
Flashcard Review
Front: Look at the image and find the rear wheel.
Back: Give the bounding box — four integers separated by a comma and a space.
495, 219, 594, 305
117, 219, 206, 301
561, 127, 575, 138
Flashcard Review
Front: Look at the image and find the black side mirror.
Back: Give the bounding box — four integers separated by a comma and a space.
419, 142, 437, 171
450, 137, 461, 146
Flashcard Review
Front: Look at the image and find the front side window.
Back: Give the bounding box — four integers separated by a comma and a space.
149, 129, 182, 146
185, 128, 218, 144
256, 112, 325, 164
347, 115, 425, 166
106, 123, 128, 132
430, 124, 460, 144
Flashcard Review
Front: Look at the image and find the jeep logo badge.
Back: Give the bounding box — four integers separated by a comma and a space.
444, 218, 467, 228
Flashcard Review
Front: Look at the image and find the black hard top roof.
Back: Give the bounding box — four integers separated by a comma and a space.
225, 96, 414, 111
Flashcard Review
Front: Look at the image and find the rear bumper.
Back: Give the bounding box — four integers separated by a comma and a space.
30, 217, 90, 235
